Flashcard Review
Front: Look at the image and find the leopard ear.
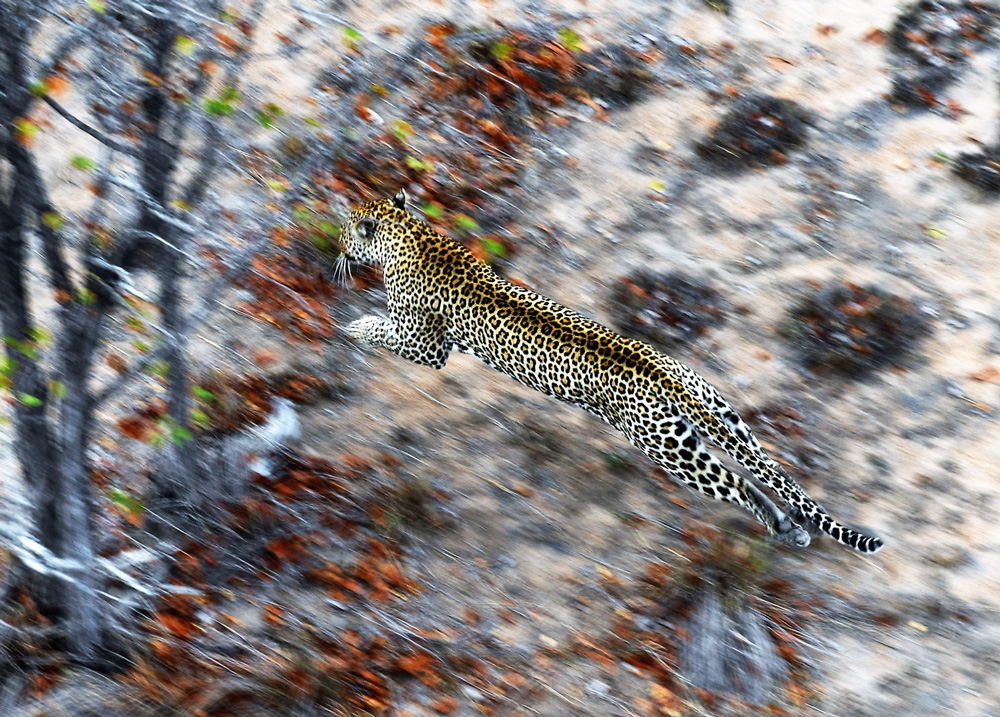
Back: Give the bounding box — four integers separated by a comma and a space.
393, 188, 407, 210
359, 217, 377, 238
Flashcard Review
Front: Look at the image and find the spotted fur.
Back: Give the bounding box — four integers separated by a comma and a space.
341, 190, 884, 554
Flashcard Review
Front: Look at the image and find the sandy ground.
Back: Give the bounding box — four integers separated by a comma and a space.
4, 0, 1000, 715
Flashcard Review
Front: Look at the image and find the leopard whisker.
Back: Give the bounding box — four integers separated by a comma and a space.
334, 254, 350, 288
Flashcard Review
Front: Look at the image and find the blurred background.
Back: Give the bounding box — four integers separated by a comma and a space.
2, 0, 999, 714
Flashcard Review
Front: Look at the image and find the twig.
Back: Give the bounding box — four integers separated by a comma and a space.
41, 94, 139, 156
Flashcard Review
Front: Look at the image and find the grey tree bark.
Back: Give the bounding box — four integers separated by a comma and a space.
1, 4, 102, 662
0, 0, 264, 662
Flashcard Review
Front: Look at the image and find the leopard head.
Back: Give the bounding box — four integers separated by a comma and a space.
339, 189, 410, 266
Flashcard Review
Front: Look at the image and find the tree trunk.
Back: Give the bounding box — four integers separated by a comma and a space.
0, 160, 101, 662
52, 303, 107, 662
138, 13, 205, 526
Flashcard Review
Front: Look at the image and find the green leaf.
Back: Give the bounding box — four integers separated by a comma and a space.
87, 0, 106, 12
342, 26, 364, 50
146, 360, 170, 379
303, 116, 322, 128
0, 356, 17, 379
41, 212, 65, 230
491, 41, 514, 61
265, 179, 286, 192
420, 202, 444, 219
70, 155, 97, 171
924, 225, 947, 240
557, 27, 584, 53
77, 287, 96, 306
29, 80, 48, 98
175, 36, 197, 55
19, 393, 43, 407
481, 237, 507, 258
0, 358, 13, 391
454, 214, 480, 233
3, 337, 38, 359
317, 220, 341, 237
648, 178, 666, 194
391, 119, 414, 144
107, 488, 144, 516
310, 233, 333, 252
170, 424, 193, 445
256, 110, 278, 129
132, 339, 150, 353
14, 118, 38, 141
49, 380, 66, 400
190, 408, 211, 428
404, 155, 431, 171
192, 385, 215, 401
204, 88, 239, 118
601, 451, 633, 470
203, 98, 234, 117
932, 149, 954, 164
27, 326, 52, 347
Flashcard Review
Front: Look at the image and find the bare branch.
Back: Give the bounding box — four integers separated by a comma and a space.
90, 230, 267, 409
41, 94, 139, 156
181, 118, 220, 206
4, 140, 74, 294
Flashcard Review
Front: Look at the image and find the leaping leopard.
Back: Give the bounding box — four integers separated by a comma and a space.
340, 189, 883, 554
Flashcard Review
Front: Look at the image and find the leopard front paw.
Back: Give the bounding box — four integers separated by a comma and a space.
345, 316, 384, 346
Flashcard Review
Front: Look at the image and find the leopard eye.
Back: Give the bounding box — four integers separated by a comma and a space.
358, 217, 377, 238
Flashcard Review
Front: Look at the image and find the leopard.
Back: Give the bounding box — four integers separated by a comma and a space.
339, 189, 884, 554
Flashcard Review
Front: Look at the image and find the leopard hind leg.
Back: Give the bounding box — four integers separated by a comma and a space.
622, 413, 810, 548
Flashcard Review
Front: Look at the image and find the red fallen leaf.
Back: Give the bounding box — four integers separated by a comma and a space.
354, 93, 372, 122
214, 30, 240, 52
263, 603, 286, 627
946, 98, 966, 120
149, 637, 177, 663
917, 87, 939, 106
106, 353, 127, 373
863, 28, 887, 44
971, 367, 1000, 383
29, 671, 59, 697
265, 535, 305, 562
431, 697, 459, 714
766, 55, 796, 70
117, 416, 151, 441
270, 226, 290, 247
157, 611, 197, 640
253, 349, 280, 367
777, 642, 801, 663
579, 96, 607, 121
43, 74, 70, 97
